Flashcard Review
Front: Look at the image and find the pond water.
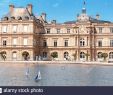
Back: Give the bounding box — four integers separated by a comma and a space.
0, 63, 113, 86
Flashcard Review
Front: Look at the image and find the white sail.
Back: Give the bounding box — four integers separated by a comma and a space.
38, 71, 41, 80
25, 68, 29, 77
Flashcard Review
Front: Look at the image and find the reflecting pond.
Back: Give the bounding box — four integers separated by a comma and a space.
0, 63, 113, 86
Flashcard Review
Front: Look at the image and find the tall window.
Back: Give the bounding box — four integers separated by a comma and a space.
57, 29, 60, 34
67, 29, 70, 33
64, 40, 68, 47
75, 37, 77, 46
23, 25, 28, 32
23, 38, 28, 46
43, 52, 47, 58
13, 38, 17, 45
110, 40, 113, 47
98, 40, 102, 47
12, 25, 17, 33
2, 26, 7, 33
47, 28, 50, 34
80, 52, 85, 58
99, 27, 102, 33
54, 40, 57, 47
43, 40, 47, 47
3, 39, 7, 46
80, 38, 85, 47
109, 52, 113, 59
110, 28, 113, 33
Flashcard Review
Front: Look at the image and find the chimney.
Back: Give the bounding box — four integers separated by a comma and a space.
96, 14, 100, 20
9, 5, 14, 13
27, 4, 33, 14
41, 13, 46, 21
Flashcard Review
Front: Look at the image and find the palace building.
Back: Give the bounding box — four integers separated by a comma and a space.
0, 4, 44, 61
0, 3, 113, 62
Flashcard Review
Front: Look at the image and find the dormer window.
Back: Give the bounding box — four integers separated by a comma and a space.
17, 16, 22, 20
11, 16, 15, 20
24, 16, 29, 20
4, 17, 8, 21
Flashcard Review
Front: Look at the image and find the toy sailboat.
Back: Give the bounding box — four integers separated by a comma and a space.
25, 68, 29, 78
35, 70, 41, 82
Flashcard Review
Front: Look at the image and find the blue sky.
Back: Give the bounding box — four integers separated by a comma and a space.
0, 0, 113, 23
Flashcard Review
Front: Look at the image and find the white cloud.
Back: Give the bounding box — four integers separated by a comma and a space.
52, 3, 59, 8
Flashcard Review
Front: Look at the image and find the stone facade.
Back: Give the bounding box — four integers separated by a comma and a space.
0, 4, 43, 61
38, 7, 113, 62
0, 4, 113, 62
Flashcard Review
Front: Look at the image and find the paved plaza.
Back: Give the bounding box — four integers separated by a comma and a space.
0, 62, 113, 86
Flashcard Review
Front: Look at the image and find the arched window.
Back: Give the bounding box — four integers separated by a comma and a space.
0, 51, 7, 61
109, 52, 113, 59
22, 51, 30, 60
64, 52, 69, 58
80, 52, 85, 58
98, 52, 102, 58
24, 16, 29, 20
51, 52, 58, 58
80, 38, 85, 47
